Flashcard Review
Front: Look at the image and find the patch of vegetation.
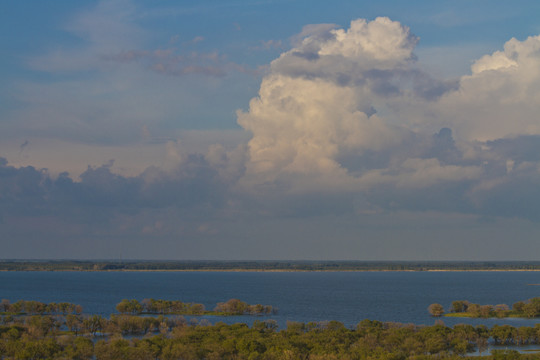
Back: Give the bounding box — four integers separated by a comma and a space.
4, 312, 540, 359
115, 298, 275, 316
428, 298, 540, 319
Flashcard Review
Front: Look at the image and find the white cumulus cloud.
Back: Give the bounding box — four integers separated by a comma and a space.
433, 35, 540, 141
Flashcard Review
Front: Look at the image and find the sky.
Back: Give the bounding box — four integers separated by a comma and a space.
2, 0, 540, 260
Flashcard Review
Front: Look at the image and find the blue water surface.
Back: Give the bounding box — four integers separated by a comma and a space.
1, 271, 539, 328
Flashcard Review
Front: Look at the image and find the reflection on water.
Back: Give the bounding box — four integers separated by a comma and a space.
469, 345, 540, 357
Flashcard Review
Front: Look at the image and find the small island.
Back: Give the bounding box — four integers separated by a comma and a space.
0, 299, 83, 316
428, 297, 540, 318
115, 298, 275, 316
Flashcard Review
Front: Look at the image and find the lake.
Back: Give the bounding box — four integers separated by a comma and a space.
1, 271, 539, 329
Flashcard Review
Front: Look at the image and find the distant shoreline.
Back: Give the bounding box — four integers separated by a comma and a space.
12, 269, 540, 272
2, 261, 540, 273
5, 268, 540, 273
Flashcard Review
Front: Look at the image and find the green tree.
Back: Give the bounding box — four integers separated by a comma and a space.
1, 299, 11, 312
478, 304, 493, 318
82, 315, 105, 336
115, 299, 142, 314
450, 300, 469, 313
467, 303, 481, 317
427, 303, 444, 317
215, 299, 249, 315
66, 314, 83, 335
26, 315, 56, 338
491, 324, 517, 345
523, 302, 540, 318
494, 303, 510, 318
513, 300, 526, 313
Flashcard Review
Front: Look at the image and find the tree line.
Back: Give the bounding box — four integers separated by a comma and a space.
0, 299, 82, 316
3, 260, 540, 271
428, 297, 540, 318
115, 298, 274, 316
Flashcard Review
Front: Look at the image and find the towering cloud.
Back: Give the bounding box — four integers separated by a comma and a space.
238, 19, 403, 183
237, 17, 471, 193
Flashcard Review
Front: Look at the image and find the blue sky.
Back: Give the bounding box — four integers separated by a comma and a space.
2, 0, 540, 260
